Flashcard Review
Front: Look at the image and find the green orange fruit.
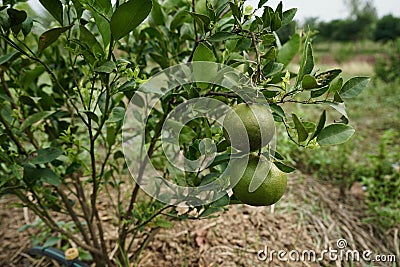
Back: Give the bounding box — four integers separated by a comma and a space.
223, 103, 275, 152
230, 155, 287, 206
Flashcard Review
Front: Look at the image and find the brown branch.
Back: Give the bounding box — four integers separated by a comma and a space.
57, 186, 92, 246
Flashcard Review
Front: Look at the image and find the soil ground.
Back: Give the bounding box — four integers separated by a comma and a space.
1, 172, 398, 267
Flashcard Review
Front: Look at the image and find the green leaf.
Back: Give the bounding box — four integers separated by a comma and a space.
270, 103, 285, 118
310, 110, 326, 141
78, 0, 112, 17
82, 111, 99, 124
179, 125, 197, 144
7, 8, 27, 26
297, 41, 314, 85
316, 69, 342, 87
262, 6, 273, 28
340, 77, 370, 99
193, 43, 217, 88
193, 42, 216, 62
328, 77, 343, 95
23, 165, 60, 187
317, 124, 355, 146
188, 12, 210, 32
311, 85, 329, 98
110, 0, 152, 40
21, 111, 53, 131
79, 25, 104, 59
275, 1, 283, 19
281, 8, 297, 26
39, 0, 63, 25
107, 126, 116, 147
274, 161, 295, 173
39, 169, 60, 186
154, 218, 174, 228
271, 11, 281, 31
209, 32, 238, 42
277, 33, 300, 67
30, 147, 63, 165
94, 61, 116, 73
43, 236, 61, 248
200, 206, 224, 218
0, 51, 19, 65
212, 194, 230, 207
22, 17, 33, 36
108, 106, 125, 123
150, 0, 164, 25
38, 26, 72, 53
263, 62, 283, 78
229, 2, 241, 22
326, 102, 348, 118
71, 0, 84, 18
208, 153, 230, 168
93, 12, 111, 47
292, 113, 308, 142
258, 0, 269, 8
302, 74, 319, 90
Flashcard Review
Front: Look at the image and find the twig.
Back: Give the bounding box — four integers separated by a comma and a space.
251, 32, 263, 83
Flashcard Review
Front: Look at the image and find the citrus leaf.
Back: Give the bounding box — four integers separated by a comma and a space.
212, 194, 230, 207
39, 0, 63, 25
38, 26, 72, 53
108, 106, 125, 123
277, 33, 300, 67
316, 69, 342, 87
193, 42, 216, 62
310, 110, 326, 141
317, 124, 355, 146
7, 8, 27, 26
0, 51, 19, 65
43, 236, 61, 248
22, 17, 33, 36
154, 218, 174, 228
271, 11, 281, 31
79, 25, 104, 59
82, 111, 99, 124
110, 0, 152, 40
311, 85, 329, 98
297, 40, 314, 85
94, 61, 116, 73
325, 102, 348, 118
292, 113, 308, 142
258, 0, 269, 8
30, 147, 63, 165
274, 161, 295, 173
209, 32, 238, 42
21, 111, 54, 131
328, 77, 343, 95
302, 74, 319, 90
229, 2, 241, 22
281, 8, 297, 26
23, 165, 60, 187
340, 77, 370, 99
193, 43, 217, 88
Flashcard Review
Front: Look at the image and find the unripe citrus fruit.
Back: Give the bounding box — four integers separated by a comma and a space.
230, 155, 287, 206
223, 103, 275, 152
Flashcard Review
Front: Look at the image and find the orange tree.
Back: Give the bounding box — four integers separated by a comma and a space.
0, 0, 369, 265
